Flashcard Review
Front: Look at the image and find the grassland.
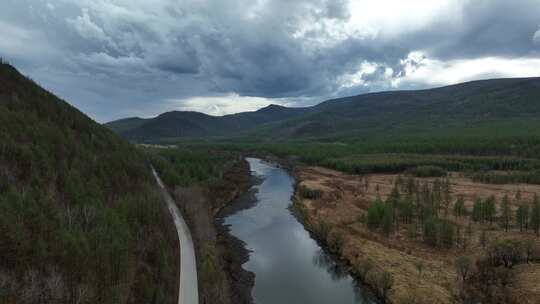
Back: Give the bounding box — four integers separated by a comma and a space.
294, 166, 540, 303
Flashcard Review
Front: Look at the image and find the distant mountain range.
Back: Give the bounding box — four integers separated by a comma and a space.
106, 77, 540, 141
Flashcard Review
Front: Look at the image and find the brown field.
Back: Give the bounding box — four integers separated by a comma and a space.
294, 166, 540, 304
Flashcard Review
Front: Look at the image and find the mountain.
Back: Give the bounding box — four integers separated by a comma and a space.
108, 77, 540, 141
0, 62, 177, 303
104, 116, 148, 133
282, 76, 540, 138
106, 104, 311, 141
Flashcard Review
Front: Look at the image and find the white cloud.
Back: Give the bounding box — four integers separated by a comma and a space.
338, 61, 379, 88
347, 0, 462, 38
167, 94, 278, 116
396, 54, 540, 87
300, 0, 463, 45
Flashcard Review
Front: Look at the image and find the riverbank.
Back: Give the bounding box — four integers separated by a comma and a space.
214, 175, 264, 304
224, 158, 373, 303
164, 158, 254, 304
292, 165, 540, 304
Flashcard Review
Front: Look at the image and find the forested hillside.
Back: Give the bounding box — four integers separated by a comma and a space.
108, 76, 540, 142
0, 62, 178, 303
106, 104, 310, 141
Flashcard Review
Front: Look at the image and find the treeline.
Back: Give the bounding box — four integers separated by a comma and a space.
321, 154, 540, 175
470, 170, 540, 185
215, 140, 540, 182
0, 63, 177, 303
218, 134, 540, 161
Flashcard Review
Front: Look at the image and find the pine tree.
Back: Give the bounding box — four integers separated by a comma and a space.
439, 220, 455, 249
472, 198, 484, 222
382, 205, 394, 237
530, 194, 540, 237
367, 195, 385, 230
423, 216, 438, 247
387, 186, 401, 230
517, 204, 527, 232
453, 195, 466, 219
406, 176, 416, 198
485, 195, 497, 225
501, 194, 511, 232
523, 203, 530, 231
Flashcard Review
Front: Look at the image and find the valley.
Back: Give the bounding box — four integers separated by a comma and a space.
5, 2, 540, 304
107, 74, 540, 304
2, 61, 540, 304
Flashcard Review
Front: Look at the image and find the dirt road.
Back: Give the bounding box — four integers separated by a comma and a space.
152, 167, 199, 304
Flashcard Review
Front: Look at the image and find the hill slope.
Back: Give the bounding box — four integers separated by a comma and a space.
106, 104, 310, 141
108, 77, 540, 141
278, 76, 540, 138
0, 62, 178, 303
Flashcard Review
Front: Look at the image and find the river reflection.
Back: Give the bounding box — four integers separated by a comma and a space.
225, 158, 377, 304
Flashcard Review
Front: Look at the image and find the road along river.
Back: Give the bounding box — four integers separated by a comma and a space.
224, 158, 377, 304
152, 167, 198, 304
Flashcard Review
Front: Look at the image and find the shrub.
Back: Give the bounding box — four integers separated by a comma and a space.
487, 239, 523, 268
367, 196, 386, 229
298, 185, 323, 200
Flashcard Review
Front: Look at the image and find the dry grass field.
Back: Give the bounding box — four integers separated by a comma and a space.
294, 166, 540, 304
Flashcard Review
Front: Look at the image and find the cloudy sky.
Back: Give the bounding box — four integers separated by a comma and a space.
2, 0, 540, 122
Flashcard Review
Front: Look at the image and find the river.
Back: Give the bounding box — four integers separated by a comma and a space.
224, 158, 376, 304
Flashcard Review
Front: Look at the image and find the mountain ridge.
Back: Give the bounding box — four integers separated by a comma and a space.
106, 76, 540, 141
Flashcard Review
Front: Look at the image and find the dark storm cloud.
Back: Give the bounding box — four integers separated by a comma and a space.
409, 0, 540, 60
1, 0, 540, 122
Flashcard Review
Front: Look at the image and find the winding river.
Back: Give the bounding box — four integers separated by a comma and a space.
225, 158, 376, 304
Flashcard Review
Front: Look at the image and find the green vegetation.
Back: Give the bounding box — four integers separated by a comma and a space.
210, 137, 540, 186
0, 63, 177, 303
471, 169, 540, 185
407, 165, 447, 177
471, 196, 497, 224
148, 146, 249, 304
147, 146, 235, 187
363, 174, 540, 251
366, 178, 459, 248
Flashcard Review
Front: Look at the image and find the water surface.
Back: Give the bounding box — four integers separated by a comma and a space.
225, 158, 376, 304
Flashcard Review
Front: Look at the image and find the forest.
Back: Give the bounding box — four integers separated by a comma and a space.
0, 63, 178, 303
175, 135, 540, 186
